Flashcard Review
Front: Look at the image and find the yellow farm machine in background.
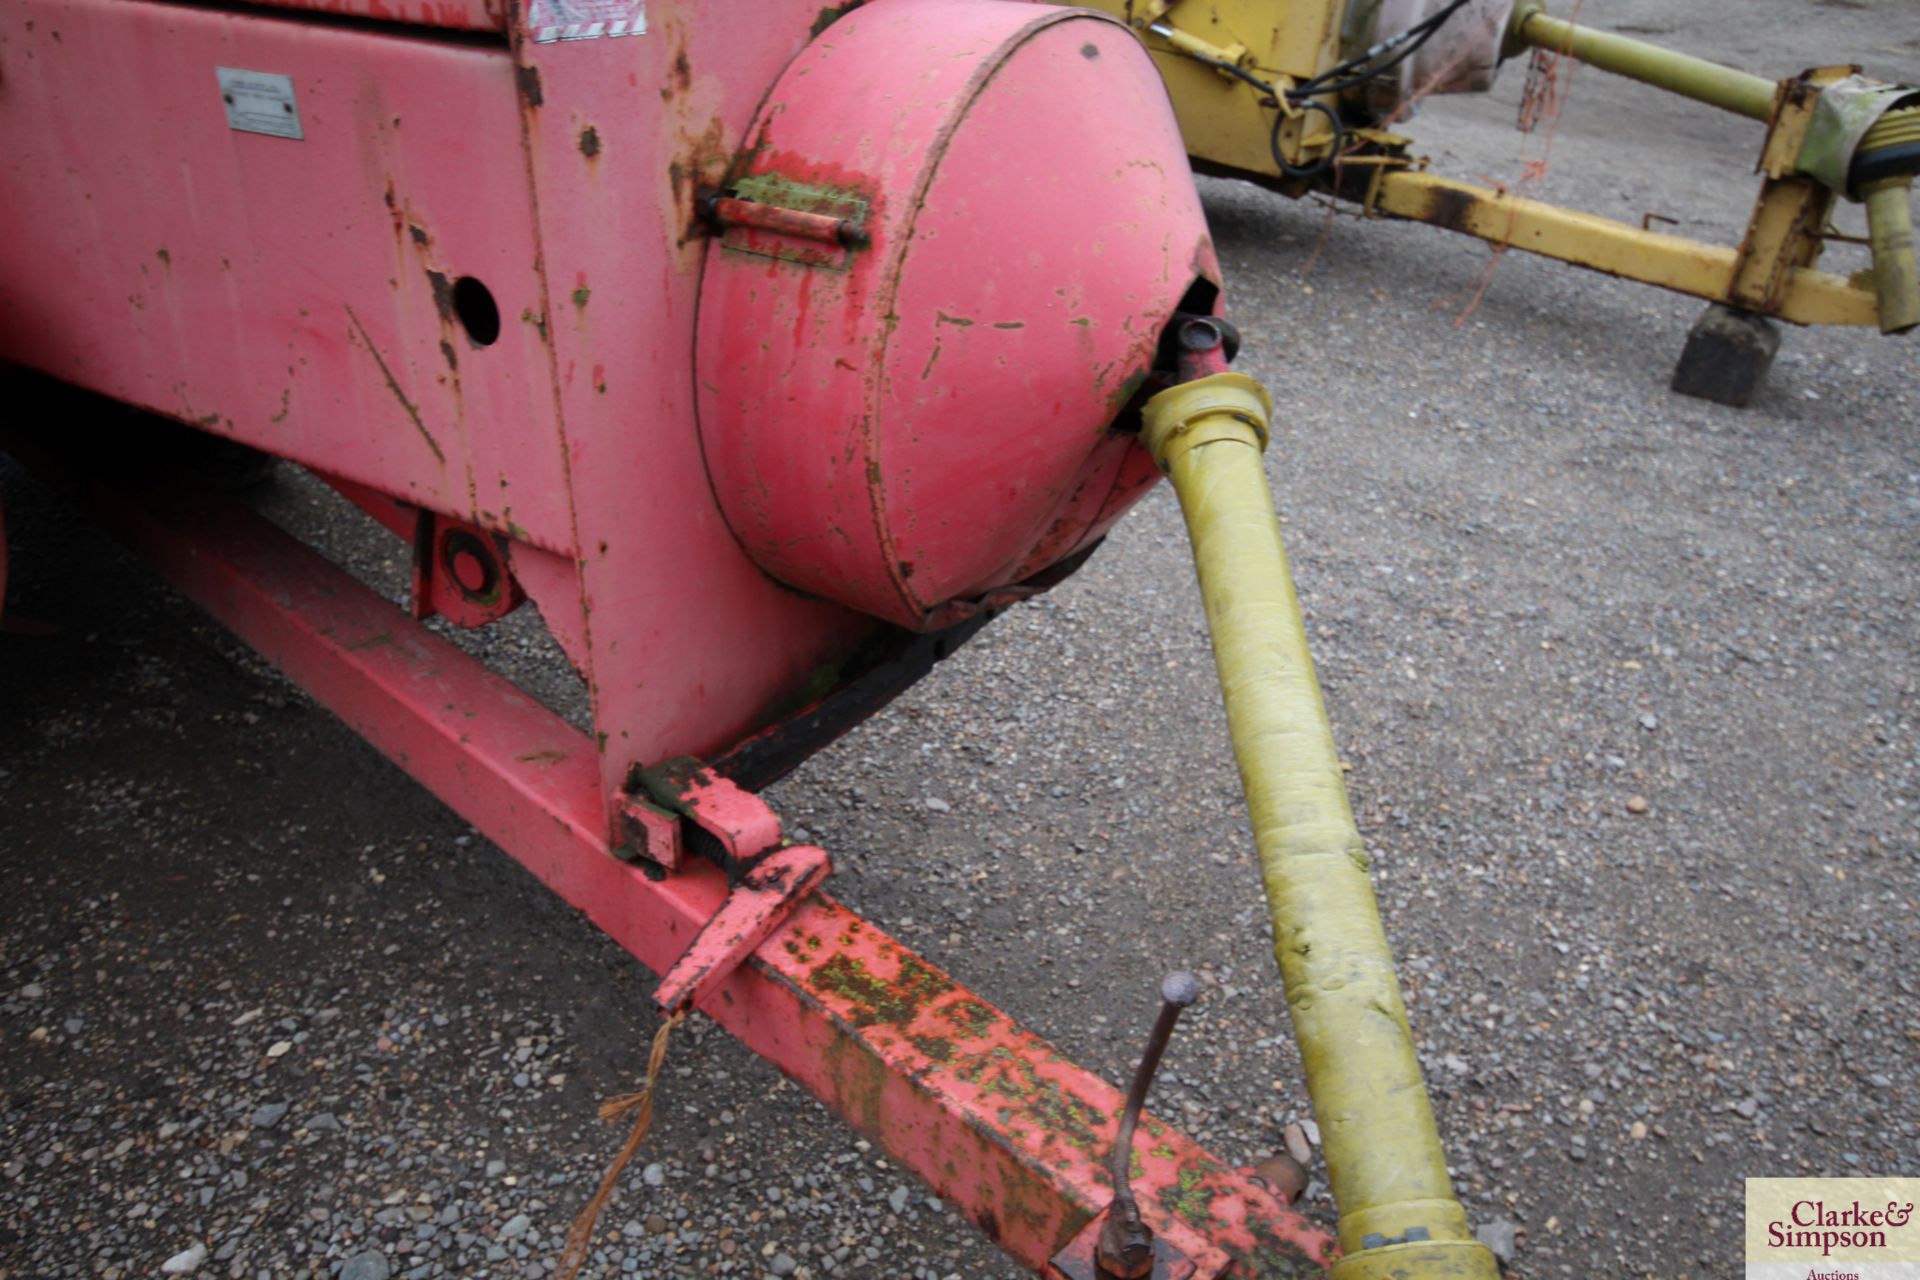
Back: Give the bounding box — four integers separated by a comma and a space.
1082, 0, 1919, 405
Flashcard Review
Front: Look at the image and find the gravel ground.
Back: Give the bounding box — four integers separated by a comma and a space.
3, 3, 1917, 1279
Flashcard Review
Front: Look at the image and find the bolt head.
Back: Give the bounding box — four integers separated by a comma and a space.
1173, 316, 1225, 354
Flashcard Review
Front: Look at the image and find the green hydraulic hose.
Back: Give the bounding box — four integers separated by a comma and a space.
1140, 371, 1496, 1280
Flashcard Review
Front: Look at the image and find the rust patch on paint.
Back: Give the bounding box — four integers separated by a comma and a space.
578, 126, 600, 158
669, 116, 734, 250
425, 269, 456, 326
515, 63, 544, 109
1408, 182, 1485, 236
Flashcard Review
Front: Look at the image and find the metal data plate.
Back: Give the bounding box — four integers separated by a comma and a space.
216, 68, 303, 141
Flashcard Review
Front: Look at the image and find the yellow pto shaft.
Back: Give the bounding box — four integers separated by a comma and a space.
1507, 4, 1776, 121
1863, 177, 1919, 335
1140, 366, 1497, 1280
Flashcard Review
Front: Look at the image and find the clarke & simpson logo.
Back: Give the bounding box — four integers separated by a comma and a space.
1747, 1179, 1920, 1280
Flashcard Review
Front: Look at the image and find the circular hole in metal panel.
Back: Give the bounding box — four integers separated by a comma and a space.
452, 277, 501, 347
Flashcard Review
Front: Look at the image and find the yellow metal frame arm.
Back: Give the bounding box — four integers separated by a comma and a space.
1365, 167, 1880, 327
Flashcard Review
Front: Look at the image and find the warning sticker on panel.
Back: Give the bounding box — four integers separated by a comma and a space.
216, 68, 303, 141
527, 0, 646, 43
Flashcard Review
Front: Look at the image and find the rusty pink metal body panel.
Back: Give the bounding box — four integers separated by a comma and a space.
0, 0, 898, 830
504, 0, 894, 813
0, 0, 1321, 1272
240, 0, 504, 33
0, 0, 570, 547
34, 459, 1337, 1276
696, 2, 1194, 630
0, 0, 1197, 823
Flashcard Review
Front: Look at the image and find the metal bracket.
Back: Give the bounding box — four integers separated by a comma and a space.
411, 513, 527, 628
617, 792, 685, 872
652, 843, 831, 1014
700, 174, 870, 269
1047, 1216, 1197, 1280
1727, 69, 1845, 314
308, 471, 527, 630
632, 755, 784, 874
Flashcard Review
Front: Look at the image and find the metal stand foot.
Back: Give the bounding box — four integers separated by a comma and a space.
1671, 303, 1780, 407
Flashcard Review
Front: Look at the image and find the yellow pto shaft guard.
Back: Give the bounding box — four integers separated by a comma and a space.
1862, 178, 1918, 335
1141, 372, 1497, 1280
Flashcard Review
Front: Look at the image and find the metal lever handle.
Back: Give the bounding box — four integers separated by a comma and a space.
1098, 972, 1201, 1279
697, 186, 870, 248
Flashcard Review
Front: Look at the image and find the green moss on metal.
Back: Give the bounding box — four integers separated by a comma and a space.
940, 999, 996, 1039
809, 1, 861, 37
1158, 1164, 1221, 1231
998, 1161, 1077, 1256
953, 1048, 1107, 1155
731, 172, 869, 222
1224, 1211, 1342, 1279
821, 1035, 886, 1141
809, 952, 953, 1029
906, 1034, 954, 1063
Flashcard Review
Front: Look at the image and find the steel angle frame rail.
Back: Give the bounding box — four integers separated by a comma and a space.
35, 456, 1338, 1279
